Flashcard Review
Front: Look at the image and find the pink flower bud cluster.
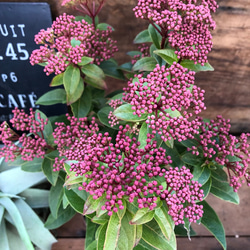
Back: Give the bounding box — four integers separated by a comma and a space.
0, 108, 49, 161
131, 43, 150, 65
189, 116, 250, 191
30, 13, 118, 75
53, 118, 204, 223
122, 62, 205, 142
52, 114, 99, 171
133, 0, 218, 64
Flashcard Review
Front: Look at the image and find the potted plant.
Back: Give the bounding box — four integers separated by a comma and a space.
0, 0, 249, 249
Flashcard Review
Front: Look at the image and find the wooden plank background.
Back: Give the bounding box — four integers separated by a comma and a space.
1, 0, 250, 249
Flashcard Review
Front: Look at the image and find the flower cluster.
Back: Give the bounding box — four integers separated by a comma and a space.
189, 116, 250, 191
133, 0, 218, 64
53, 119, 204, 223
30, 13, 118, 75
0, 108, 49, 161
122, 62, 205, 142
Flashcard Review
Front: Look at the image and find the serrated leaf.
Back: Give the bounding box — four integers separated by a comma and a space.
198, 200, 226, 250
132, 57, 157, 72
210, 177, 239, 204
71, 86, 92, 118
154, 49, 178, 65
114, 103, 148, 122
130, 208, 155, 225
134, 29, 152, 44
50, 73, 64, 87
180, 60, 214, 72
36, 89, 66, 106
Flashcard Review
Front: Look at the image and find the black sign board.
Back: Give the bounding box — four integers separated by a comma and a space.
0, 2, 66, 123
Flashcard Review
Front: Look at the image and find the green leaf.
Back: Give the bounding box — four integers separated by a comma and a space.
210, 177, 239, 204
114, 103, 148, 122
81, 63, 105, 79
14, 199, 57, 249
142, 219, 176, 250
130, 208, 155, 225
97, 106, 120, 130
119, 62, 133, 73
63, 64, 84, 105
71, 86, 92, 118
132, 57, 157, 72
0, 219, 9, 250
154, 206, 174, 240
19, 188, 49, 208
153, 49, 178, 65
42, 152, 60, 186
103, 212, 121, 250
50, 73, 64, 87
148, 24, 161, 49
85, 216, 99, 249
134, 29, 152, 44
180, 60, 214, 72
21, 157, 43, 172
71, 38, 81, 47
97, 23, 114, 31
77, 56, 94, 66
0, 197, 34, 250
64, 188, 85, 214
201, 178, 212, 199
192, 166, 211, 185
97, 223, 108, 250
45, 204, 76, 230
182, 152, 204, 167
211, 167, 228, 182
198, 200, 226, 250
85, 76, 107, 90
36, 88, 66, 106
99, 60, 126, 80
116, 210, 136, 250
49, 172, 65, 218
86, 240, 97, 250
138, 122, 148, 149
0, 167, 46, 195
83, 195, 106, 215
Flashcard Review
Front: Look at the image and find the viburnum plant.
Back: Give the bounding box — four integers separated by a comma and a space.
0, 0, 250, 249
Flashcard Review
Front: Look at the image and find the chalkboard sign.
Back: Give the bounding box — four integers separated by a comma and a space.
0, 2, 66, 123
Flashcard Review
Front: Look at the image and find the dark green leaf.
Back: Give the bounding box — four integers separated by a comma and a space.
71, 86, 92, 118
210, 167, 228, 182
210, 177, 239, 204
198, 200, 226, 250
182, 152, 204, 167
201, 178, 212, 199
97, 223, 108, 250
81, 64, 105, 79
97, 106, 120, 130
119, 62, 133, 73
132, 57, 157, 72
134, 29, 152, 44
85, 216, 99, 249
180, 60, 214, 72
36, 89, 66, 106
45, 204, 76, 230
85, 76, 107, 90
148, 24, 161, 49
99, 60, 126, 80
192, 166, 211, 185
114, 104, 148, 122
64, 188, 85, 214
42, 152, 59, 186
49, 172, 65, 218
